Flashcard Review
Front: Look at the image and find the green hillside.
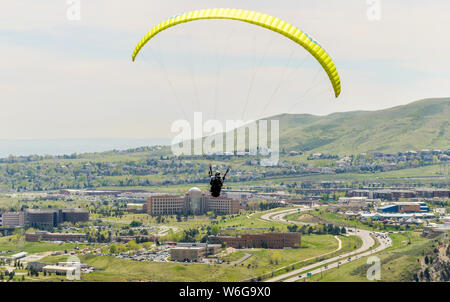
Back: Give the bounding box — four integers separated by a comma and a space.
270, 98, 450, 154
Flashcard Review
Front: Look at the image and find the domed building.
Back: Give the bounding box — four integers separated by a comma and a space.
187, 187, 203, 215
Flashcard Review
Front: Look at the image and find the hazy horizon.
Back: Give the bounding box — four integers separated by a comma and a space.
0, 138, 172, 158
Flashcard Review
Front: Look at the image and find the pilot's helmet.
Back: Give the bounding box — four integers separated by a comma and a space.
215, 171, 221, 177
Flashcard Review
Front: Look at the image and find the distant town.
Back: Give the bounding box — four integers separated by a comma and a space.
0, 178, 448, 281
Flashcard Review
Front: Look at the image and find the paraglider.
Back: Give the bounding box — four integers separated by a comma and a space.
208, 164, 230, 197
132, 8, 341, 97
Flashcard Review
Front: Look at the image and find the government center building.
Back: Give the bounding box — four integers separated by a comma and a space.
143, 187, 241, 215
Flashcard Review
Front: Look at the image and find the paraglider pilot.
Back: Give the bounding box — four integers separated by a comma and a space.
209, 164, 230, 197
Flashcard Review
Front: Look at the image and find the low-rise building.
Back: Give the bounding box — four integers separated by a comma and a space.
116, 234, 158, 243
126, 203, 144, 213
27, 262, 48, 272
209, 232, 301, 249
169, 243, 222, 262
42, 265, 76, 275
10, 252, 28, 260
348, 188, 450, 200
377, 202, 430, 213
25, 231, 86, 242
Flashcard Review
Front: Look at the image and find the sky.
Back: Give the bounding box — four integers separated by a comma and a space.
0, 0, 449, 140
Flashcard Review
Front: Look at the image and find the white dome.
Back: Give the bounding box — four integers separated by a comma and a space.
188, 187, 202, 193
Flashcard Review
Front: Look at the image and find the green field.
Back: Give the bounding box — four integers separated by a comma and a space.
0, 236, 82, 256
35, 234, 360, 282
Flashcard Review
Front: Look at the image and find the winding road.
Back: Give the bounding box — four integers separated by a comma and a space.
261, 207, 392, 282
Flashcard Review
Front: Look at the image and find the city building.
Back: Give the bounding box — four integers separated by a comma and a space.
126, 203, 144, 213
0, 212, 25, 227
209, 232, 301, 249
42, 265, 76, 275
347, 188, 450, 200
377, 202, 430, 213
116, 234, 158, 243
327, 196, 380, 212
143, 188, 242, 215
143, 194, 186, 215
204, 195, 241, 215
27, 262, 48, 272
56, 262, 88, 269
61, 208, 89, 224
360, 212, 435, 221
222, 190, 255, 201
25, 209, 62, 227
25, 231, 86, 242
415, 188, 450, 198
9, 252, 28, 260
25, 208, 89, 227
169, 243, 222, 262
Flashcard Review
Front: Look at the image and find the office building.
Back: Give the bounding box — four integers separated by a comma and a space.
25, 231, 86, 242
1, 212, 25, 227
209, 232, 301, 249
169, 243, 222, 262
143, 188, 241, 215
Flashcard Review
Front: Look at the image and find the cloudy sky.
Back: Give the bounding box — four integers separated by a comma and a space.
1, 0, 449, 140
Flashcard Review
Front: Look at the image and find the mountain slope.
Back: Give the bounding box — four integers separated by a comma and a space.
270, 98, 450, 154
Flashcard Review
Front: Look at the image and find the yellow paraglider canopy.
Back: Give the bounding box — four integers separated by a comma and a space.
132, 8, 341, 98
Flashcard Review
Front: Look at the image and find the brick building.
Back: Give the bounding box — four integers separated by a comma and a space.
348, 188, 450, 200
377, 202, 430, 213
25, 231, 86, 242
209, 232, 301, 249
169, 243, 222, 262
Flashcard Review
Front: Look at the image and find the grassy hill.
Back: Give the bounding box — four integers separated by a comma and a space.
270, 98, 449, 154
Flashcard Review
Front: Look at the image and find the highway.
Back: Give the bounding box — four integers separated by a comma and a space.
262, 207, 392, 282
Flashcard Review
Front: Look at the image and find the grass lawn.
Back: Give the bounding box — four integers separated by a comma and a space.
0, 236, 81, 256
37, 234, 352, 282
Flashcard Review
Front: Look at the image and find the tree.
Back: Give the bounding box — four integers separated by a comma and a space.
333, 225, 341, 235
287, 224, 298, 232
109, 244, 118, 254
130, 220, 142, 227
210, 224, 220, 236
127, 240, 140, 251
